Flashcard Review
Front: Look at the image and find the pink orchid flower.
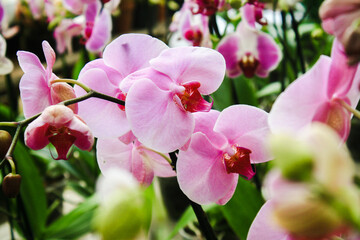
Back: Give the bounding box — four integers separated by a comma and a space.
54, 2, 112, 53
25, 105, 94, 160
319, 0, 360, 46
216, 19, 282, 78
268, 40, 360, 141
97, 132, 176, 185
180, 9, 212, 47
186, 0, 225, 16
74, 34, 169, 138
17, 41, 78, 118
54, 18, 83, 54
176, 105, 271, 205
27, 0, 43, 19
120, 45, 225, 153
243, 1, 267, 27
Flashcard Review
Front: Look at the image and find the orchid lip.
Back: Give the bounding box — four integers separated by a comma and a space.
222, 145, 255, 179
238, 53, 260, 78
174, 81, 212, 113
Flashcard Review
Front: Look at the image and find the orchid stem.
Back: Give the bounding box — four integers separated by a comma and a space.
188, 198, 218, 240
339, 100, 360, 120
290, 10, 306, 74
51, 79, 91, 92
0, 125, 22, 168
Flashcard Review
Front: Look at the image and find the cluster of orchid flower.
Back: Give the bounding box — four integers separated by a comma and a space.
1, 0, 360, 239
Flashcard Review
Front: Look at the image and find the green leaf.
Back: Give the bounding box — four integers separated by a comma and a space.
221, 177, 264, 239
212, 76, 236, 111
15, 142, 47, 239
256, 82, 281, 98
43, 196, 98, 239
166, 204, 216, 240
233, 76, 258, 106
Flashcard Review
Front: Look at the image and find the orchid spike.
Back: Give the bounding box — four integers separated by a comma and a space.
25, 105, 94, 160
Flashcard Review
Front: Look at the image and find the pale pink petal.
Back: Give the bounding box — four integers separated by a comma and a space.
120, 67, 173, 93
234, 131, 272, 163
149, 46, 225, 94
17, 51, 44, 73
67, 116, 94, 151
242, 3, 256, 28
193, 110, 227, 149
138, 144, 176, 177
177, 132, 238, 205
256, 32, 282, 77
96, 138, 133, 174
79, 59, 124, 86
347, 66, 360, 108
86, 8, 112, 53
131, 146, 155, 185
103, 34, 168, 77
247, 200, 291, 240
75, 68, 130, 138
25, 120, 50, 150
19, 69, 52, 118
125, 79, 194, 152
268, 56, 331, 134
216, 34, 242, 78
214, 105, 270, 145
327, 39, 358, 99
41, 105, 74, 126
42, 41, 56, 79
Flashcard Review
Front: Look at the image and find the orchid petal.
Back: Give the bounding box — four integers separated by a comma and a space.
256, 32, 282, 77
86, 8, 112, 52
17, 51, 44, 73
103, 34, 168, 77
247, 200, 291, 240
268, 56, 331, 134
75, 68, 130, 138
97, 138, 133, 175
42, 41, 56, 79
327, 39, 358, 98
214, 105, 269, 145
25, 120, 50, 150
149, 46, 225, 94
67, 116, 94, 151
125, 79, 194, 152
216, 34, 242, 78
19, 69, 52, 118
131, 145, 155, 185
177, 132, 238, 205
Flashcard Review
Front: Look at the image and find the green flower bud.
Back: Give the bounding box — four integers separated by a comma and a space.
229, 0, 242, 10
0, 130, 12, 160
2, 173, 21, 198
270, 133, 313, 181
93, 169, 151, 240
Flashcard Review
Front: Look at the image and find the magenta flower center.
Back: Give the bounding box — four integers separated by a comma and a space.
193, 0, 219, 16
223, 145, 255, 179
238, 53, 260, 78
46, 125, 76, 160
175, 82, 212, 113
184, 29, 203, 46
85, 22, 94, 39
115, 91, 127, 111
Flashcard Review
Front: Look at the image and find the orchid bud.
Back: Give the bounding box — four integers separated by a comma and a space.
0, 130, 12, 160
2, 173, 21, 198
270, 133, 313, 181
229, 0, 242, 9
50, 82, 78, 113
273, 196, 344, 239
93, 169, 151, 240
